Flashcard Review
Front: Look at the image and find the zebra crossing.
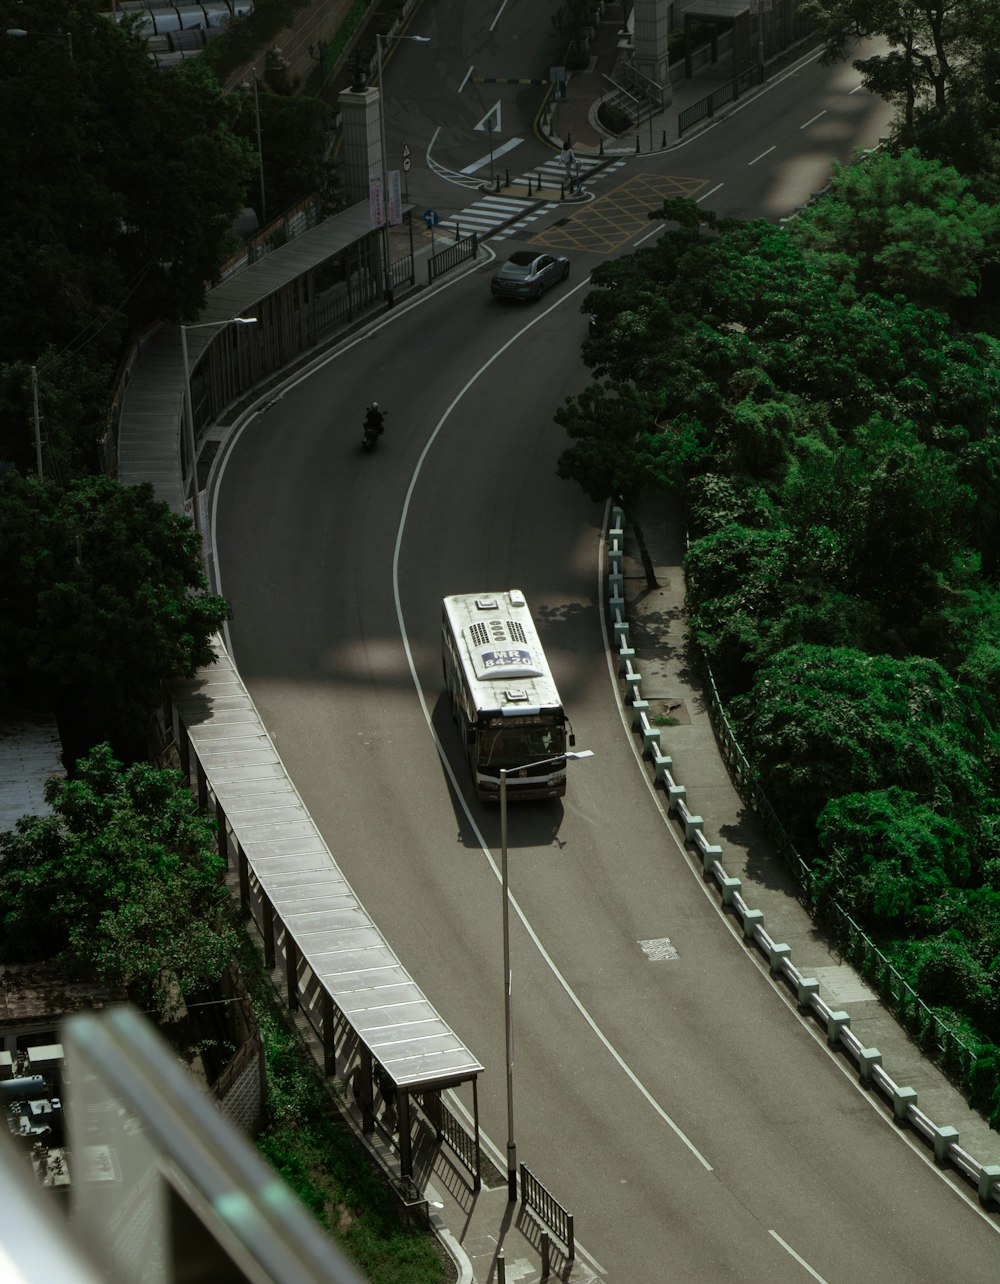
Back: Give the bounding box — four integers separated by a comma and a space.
432, 154, 626, 241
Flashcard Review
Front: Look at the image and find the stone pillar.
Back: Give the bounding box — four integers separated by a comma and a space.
337, 86, 383, 210
633, 0, 673, 105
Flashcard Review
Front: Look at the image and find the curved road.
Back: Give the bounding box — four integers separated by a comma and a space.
213, 30, 1000, 1284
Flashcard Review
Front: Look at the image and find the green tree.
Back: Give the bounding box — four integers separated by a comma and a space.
814, 787, 970, 924
0, 744, 237, 1017
555, 380, 704, 588
231, 85, 340, 219
791, 149, 1000, 310
0, 0, 252, 473
802, 0, 976, 123
0, 473, 229, 747
731, 645, 987, 835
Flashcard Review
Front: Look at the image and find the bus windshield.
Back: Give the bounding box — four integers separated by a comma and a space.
479, 723, 566, 768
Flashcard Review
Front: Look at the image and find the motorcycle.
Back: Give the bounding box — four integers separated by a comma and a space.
362, 408, 385, 452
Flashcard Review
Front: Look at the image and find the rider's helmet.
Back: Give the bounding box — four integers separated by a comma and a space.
371, 402, 380, 412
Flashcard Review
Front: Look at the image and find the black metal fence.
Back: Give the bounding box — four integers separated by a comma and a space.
428, 232, 478, 285
678, 63, 766, 136
520, 1164, 574, 1258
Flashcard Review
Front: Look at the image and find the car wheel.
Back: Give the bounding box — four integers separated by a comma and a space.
532, 283, 543, 300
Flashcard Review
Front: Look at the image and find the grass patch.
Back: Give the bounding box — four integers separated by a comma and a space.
235, 934, 449, 1284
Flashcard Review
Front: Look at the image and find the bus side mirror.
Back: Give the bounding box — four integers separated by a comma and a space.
568, 731, 576, 747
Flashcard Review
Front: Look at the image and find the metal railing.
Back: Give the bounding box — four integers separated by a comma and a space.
678, 63, 766, 135
428, 232, 478, 284
520, 1164, 574, 1258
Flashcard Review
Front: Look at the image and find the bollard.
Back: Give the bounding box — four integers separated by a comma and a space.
540, 1232, 551, 1279
537, 172, 543, 189
505, 167, 510, 187
455, 220, 461, 242
560, 182, 565, 200
495, 173, 500, 192
599, 137, 604, 155
527, 176, 533, 196
661, 129, 667, 147
497, 1252, 506, 1283
635, 134, 640, 153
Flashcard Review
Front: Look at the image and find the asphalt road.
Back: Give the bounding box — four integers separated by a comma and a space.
212, 25, 1000, 1284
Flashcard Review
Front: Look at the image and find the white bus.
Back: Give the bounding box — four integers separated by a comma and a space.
441, 589, 576, 801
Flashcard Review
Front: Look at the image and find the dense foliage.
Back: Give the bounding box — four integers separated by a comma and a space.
0, 0, 255, 476
0, 473, 229, 751
562, 137, 1000, 1082
0, 745, 238, 1016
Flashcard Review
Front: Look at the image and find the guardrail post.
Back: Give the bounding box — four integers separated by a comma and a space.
769, 942, 791, 976
979, 1165, 1000, 1207
701, 842, 722, 876
826, 1010, 850, 1046
742, 907, 764, 941
631, 698, 649, 728
892, 1085, 917, 1124
933, 1125, 959, 1165
796, 976, 819, 1010
682, 812, 703, 841
652, 749, 673, 785
859, 1047, 881, 1086
721, 875, 742, 906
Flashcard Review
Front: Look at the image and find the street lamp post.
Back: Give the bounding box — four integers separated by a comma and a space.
5, 27, 73, 57
180, 316, 258, 537
499, 749, 595, 1202
374, 32, 429, 304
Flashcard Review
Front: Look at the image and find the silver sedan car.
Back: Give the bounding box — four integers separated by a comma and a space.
491, 251, 570, 301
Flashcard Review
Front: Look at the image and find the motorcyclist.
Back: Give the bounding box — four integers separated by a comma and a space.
364, 402, 386, 437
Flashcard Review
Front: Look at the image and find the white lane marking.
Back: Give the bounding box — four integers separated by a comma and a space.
748, 145, 776, 165
849, 83, 864, 94
769, 1231, 829, 1282
800, 110, 827, 128
389, 286, 714, 1175
458, 65, 473, 93
460, 136, 524, 173
697, 182, 724, 202
489, 0, 509, 31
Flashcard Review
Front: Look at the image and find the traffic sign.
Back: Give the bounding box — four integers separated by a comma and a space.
423, 209, 440, 228
474, 101, 501, 134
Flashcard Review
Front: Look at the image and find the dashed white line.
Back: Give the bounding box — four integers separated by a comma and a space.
800, 110, 827, 129
458, 65, 473, 93
489, 0, 509, 31
769, 1231, 829, 1282
748, 145, 776, 165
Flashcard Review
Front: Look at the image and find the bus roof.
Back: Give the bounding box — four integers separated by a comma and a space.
442, 590, 564, 714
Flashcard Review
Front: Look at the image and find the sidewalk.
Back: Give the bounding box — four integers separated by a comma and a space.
540, 8, 757, 159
